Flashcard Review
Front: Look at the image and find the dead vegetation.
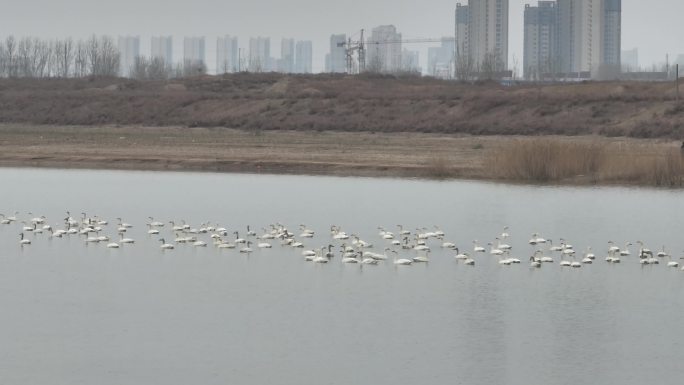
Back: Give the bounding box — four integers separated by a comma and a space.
485, 138, 684, 187
0, 74, 682, 138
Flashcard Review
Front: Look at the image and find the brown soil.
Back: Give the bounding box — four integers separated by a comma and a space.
1, 124, 680, 185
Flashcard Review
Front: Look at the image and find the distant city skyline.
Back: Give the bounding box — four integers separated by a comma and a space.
0, 0, 680, 75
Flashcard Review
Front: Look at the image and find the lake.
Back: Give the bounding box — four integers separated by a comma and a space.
1, 168, 683, 385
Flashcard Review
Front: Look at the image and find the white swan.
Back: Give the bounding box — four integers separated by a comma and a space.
473, 240, 486, 253
19, 233, 31, 245
159, 239, 174, 250
106, 242, 120, 248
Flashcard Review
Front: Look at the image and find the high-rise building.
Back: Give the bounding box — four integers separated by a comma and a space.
280, 38, 295, 73
557, 0, 621, 76
621, 48, 638, 71
183, 36, 206, 67
458, 0, 509, 71
455, 4, 470, 60
217, 36, 238, 73
118, 36, 140, 77
328, 34, 347, 73
401, 49, 421, 73
151, 36, 173, 65
428, 38, 455, 78
603, 0, 621, 67
523, 1, 558, 79
249, 37, 271, 72
295, 40, 313, 74
367, 25, 402, 73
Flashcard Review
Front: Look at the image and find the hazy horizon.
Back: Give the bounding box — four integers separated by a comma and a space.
1, 0, 681, 74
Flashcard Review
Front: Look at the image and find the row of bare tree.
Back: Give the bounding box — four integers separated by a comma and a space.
0, 35, 121, 78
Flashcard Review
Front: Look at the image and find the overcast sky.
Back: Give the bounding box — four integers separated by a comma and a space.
1, 0, 681, 74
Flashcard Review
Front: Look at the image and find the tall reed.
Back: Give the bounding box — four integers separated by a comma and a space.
485, 138, 684, 186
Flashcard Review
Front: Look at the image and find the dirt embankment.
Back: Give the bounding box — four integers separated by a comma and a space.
0, 74, 682, 138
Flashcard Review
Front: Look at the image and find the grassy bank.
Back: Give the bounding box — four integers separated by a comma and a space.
0, 74, 682, 138
1, 124, 683, 187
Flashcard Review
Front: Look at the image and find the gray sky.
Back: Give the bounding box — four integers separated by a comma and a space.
1, 0, 681, 74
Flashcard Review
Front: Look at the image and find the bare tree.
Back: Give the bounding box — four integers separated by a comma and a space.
147, 57, 170, 80
455, 43, 474, 82
54, 38, 74, 77
5, 35, 17, 77
74, 40, 88, 77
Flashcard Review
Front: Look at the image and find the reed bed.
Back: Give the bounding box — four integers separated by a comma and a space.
485, 138, 684, 187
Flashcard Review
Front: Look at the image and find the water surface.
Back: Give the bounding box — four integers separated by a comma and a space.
1, 168, 683, 385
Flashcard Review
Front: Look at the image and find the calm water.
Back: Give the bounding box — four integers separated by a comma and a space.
1, 168, 683, 385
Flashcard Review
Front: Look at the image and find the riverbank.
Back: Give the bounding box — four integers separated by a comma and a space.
1, 124, 682, 186
0, 74, 682, 138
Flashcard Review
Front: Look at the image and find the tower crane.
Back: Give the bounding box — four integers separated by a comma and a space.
337, 30, 456, 74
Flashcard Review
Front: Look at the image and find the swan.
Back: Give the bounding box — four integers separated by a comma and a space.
585, 247, 596, 260
636, 241, 652, 258
501, 226, 510, 239
413, 245, 430, 252
239, 241, 253, 254
342, 252, 359, 263
361, 255, 379, 265
454, 249, 469, 260
302, 249, 317, 257
657, 246, 669, 258
473, 240, 486, 253
496, 237, 512, 250
116, 218, 133, 228
234, 231, 246, 244
313, 248, 329, 263
413, 251, 430, 263
667, 259, 679, 268
119, 234, 135, 243
257, 242, 272, 248
397, 225, 411, 235
193, 240, 208, 247
159, 239, 174, 250
148, 217, 165, 227
498, 256, 512, 265
19, 233, 31, 245
530, 256, 541, 268
620, 242, 632, 256
488, 242, 504, 255
441, 242, 457, 249
106, 242, 120, 248
549, 240, 563, 252
147, 224, 160, 235
393, 255, 413, 265
463, 257, 475, 266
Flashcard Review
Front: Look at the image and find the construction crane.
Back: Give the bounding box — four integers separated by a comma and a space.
338, 30, 456, 74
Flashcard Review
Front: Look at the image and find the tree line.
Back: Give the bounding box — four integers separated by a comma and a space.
0, 35, 207, 80
0, 35, 120, 78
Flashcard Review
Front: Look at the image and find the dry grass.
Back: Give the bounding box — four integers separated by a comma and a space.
0, 75, 682, 138
486, 138, 684, 186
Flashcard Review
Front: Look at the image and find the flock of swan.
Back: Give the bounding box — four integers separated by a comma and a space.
3, 213, 684, 270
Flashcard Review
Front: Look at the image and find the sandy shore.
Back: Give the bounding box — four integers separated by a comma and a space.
0, 124, 680, 184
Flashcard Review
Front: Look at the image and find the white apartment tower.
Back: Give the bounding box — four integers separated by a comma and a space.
295, 40, 313, 74
280, 38, 295, 73
249, 37, 271, 72
328, 34, 347, 73
151, 36, 173, 65
367, 25, 402, 73
459, 0, 509, 71
118, 36, 140, 77
217, 36, 238, 73
523, 1, 558, 79
183, 36, 206, 67
557, 0, 621, 76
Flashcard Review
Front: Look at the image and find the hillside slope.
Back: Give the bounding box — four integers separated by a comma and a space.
0, 74, 682, 138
